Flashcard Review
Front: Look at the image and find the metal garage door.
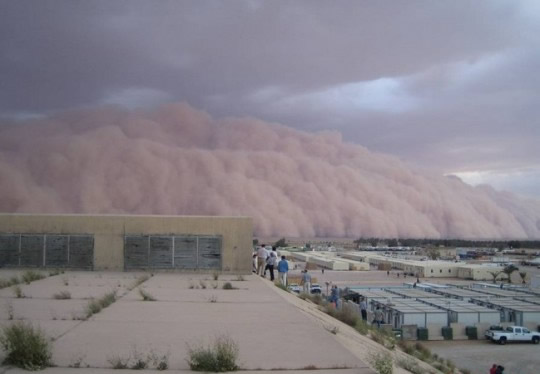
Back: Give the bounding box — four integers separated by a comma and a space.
124, 234, 222, 270
197, 236, 222, 269
0, 233, 94, 269
173, 236, 197, 269
0, 235, 20, 266
68, 236, 94, 269
45, 235, 68, 267
20, 235, 44, 267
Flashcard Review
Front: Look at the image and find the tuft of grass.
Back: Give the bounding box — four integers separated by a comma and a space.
0, 276, 20, 289
12, 285, 24, 299
222, 282, 236, 290
274, 282, 289, 292
61, 276, 69, 286
234, 275, 245, 281
209, 295, 218, 303
138, 288, 156, 301
0, 322, 52, 370
370, 328, 396, 350
187, 335, 239, 372
85, 290, 117, 318
107, 354, 129, 369
22, 270, 45, 284
460, 369, 471, 374
149, 351, 169, 371
212, 272, 219, 281
6, 302, 14, 320
189, 282, 196, 289
370, 352, 393, 374
48, 269, 64, 277
397, 358, 426, 374
200, 280, 207, 289
128, 274, 150, 291
354, 320, 369, 335
212, 282, 218, 289
53, 290, 72, 300
324, 303, 359, 327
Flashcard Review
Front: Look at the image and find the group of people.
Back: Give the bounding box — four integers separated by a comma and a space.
253, 244, 289, 285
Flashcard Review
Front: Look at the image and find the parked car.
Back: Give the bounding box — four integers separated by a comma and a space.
310, 284, 322, 294
287, 284, 301, 293
485, 326, 540, 344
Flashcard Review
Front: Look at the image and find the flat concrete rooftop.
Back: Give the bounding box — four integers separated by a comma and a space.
0, 270, 375, 374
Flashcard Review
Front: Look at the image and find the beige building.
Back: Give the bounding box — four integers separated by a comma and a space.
0, 214, 252, 272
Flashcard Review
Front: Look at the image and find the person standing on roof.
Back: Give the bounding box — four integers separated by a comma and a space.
266, 247, 278, 281
374, 306, 384, 327
359, 297, 368, 321
277, 255, 289, 285
257, 244, 268, 276
301, 269, 312, 293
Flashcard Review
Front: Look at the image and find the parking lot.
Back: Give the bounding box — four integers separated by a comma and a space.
424, 339, 538, 374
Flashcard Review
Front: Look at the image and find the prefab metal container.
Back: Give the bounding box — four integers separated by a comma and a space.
418, 298, 500, 325
370, 298, 447, 328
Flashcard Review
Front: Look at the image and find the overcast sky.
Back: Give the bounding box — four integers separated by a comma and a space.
1, 0, 539, 198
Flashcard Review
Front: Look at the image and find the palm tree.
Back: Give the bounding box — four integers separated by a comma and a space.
519, 271, 527, 284
488, 270, 503, 284
502, 265, 519, 284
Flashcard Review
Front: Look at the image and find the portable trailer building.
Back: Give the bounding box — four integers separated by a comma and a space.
418, 298, 500, 325
469, 287, 537, 298
514, 297, 540, 305
370, 298, 447, 329
349, 289, 401, 302
428, 287, 491, 300
386, 288, 445, 299
470, 297, 540, 328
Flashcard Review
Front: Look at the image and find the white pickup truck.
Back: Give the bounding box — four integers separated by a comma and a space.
485, 326, 540, 344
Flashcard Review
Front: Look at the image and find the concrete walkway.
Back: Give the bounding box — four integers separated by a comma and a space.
0, 271, 374, 373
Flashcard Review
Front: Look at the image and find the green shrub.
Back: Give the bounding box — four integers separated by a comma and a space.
370, 328, 396, 350
13, 285, 24, 298
0, 276, 20, 289
325, 303, 359, 327
187, 335, 239, 372
138, 288, 156, 301
370, 352, 393, 374
53, 291, 72, 300
85, 290, 117, 318
21, 270, 45, 284
397, 358, 426, 374
355, 320, 370, 335
222, 282, 236, 290
0, 322, 52, 370
107, 354, 129, 369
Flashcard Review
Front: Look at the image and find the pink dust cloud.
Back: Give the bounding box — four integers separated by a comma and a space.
0, 103, 539, 239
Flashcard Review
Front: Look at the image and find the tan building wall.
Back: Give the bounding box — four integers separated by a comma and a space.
0, 214, 252, 272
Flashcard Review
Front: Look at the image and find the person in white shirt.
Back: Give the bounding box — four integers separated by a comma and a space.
301, 270, 312, 293
265, 247, 278, 281
256, 245, 268, 276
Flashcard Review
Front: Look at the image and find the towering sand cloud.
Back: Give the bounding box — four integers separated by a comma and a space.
0, 103, 539, 239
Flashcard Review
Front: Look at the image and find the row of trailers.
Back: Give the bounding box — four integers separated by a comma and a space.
350, 285, 540, 332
